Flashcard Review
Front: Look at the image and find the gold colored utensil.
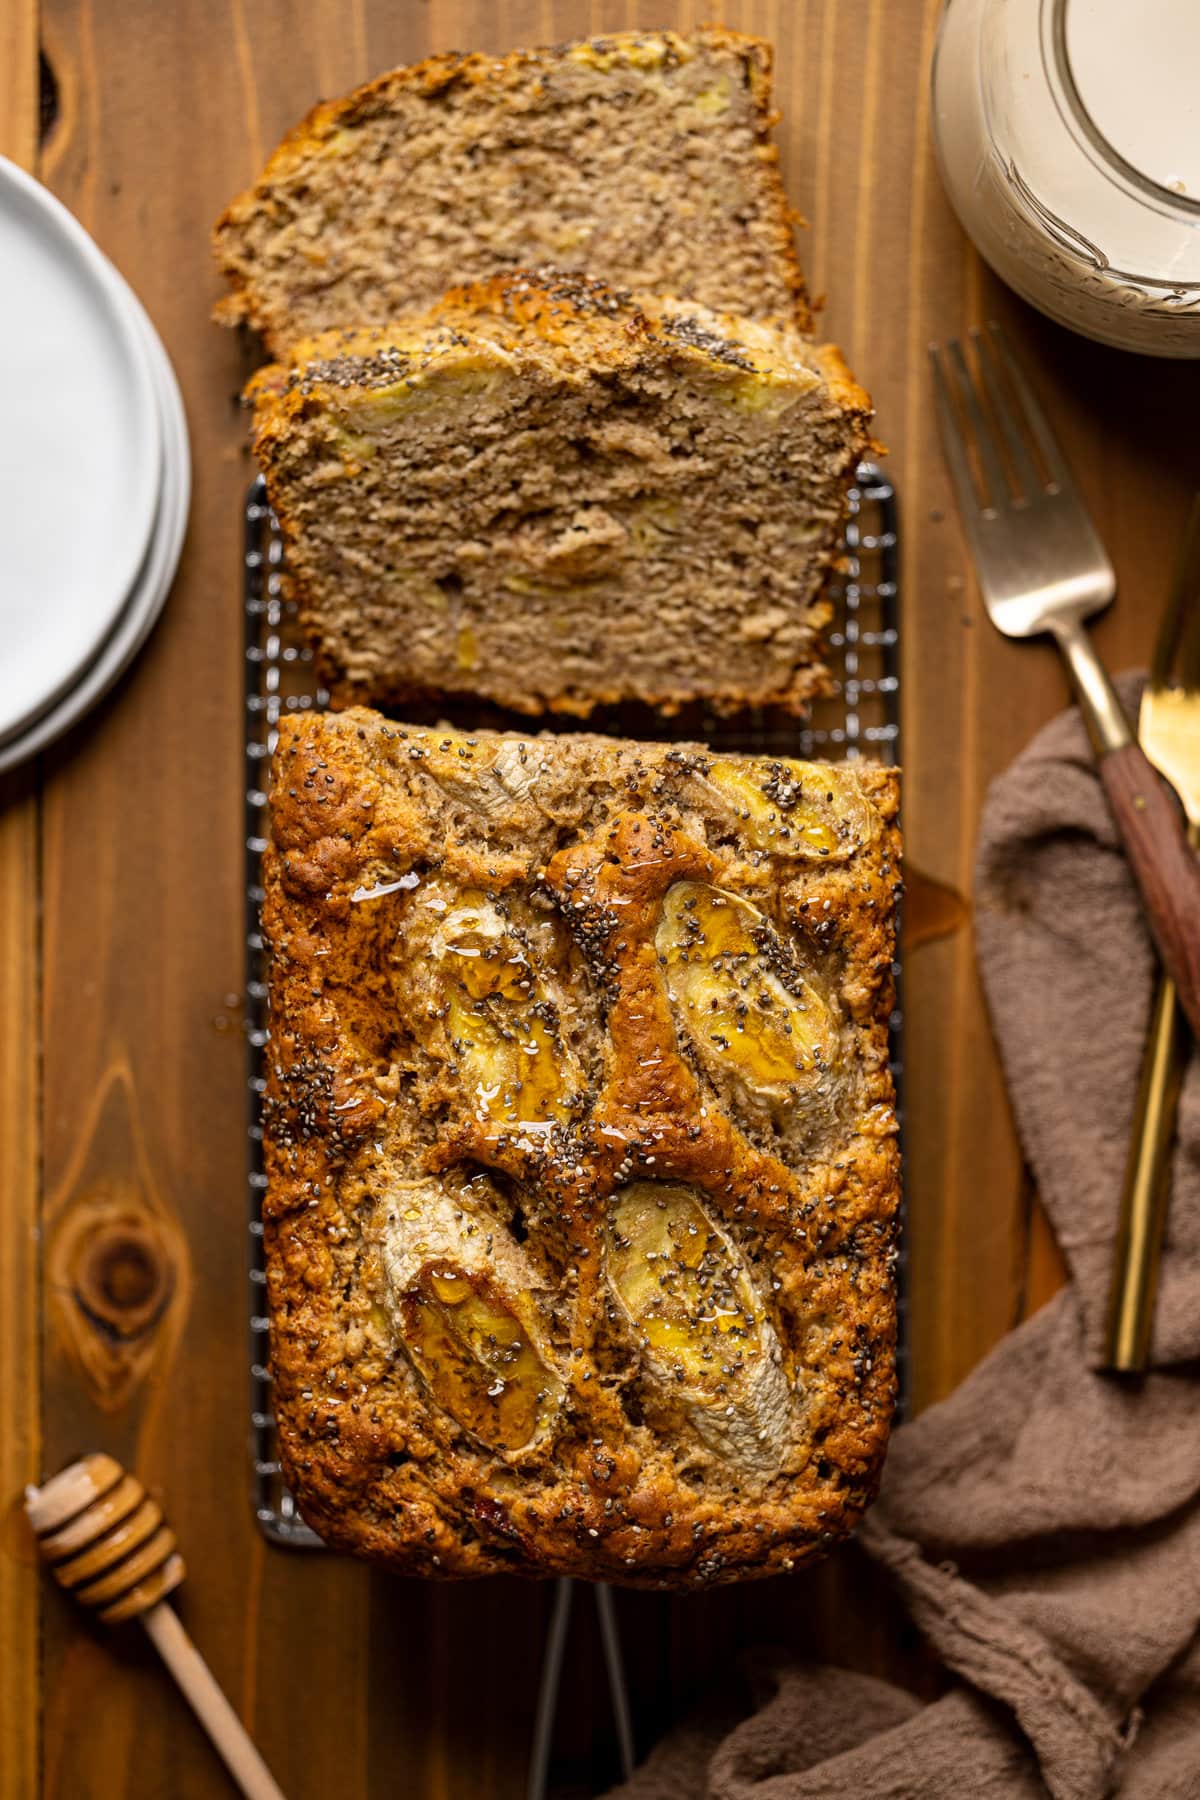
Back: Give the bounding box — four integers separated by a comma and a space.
26, 1453, 288, 1800
1105, 497, 1200, 1372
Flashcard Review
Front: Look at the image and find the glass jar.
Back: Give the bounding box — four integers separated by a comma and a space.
931, 0, 1200, 356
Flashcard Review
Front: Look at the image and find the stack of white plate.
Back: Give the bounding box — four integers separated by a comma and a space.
0, 158, 190, 775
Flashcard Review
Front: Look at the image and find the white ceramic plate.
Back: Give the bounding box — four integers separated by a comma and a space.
0, 270, 190, 775
0, 159, 163, 744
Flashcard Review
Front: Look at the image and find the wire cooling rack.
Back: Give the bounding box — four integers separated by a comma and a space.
242, 466, 903, 1783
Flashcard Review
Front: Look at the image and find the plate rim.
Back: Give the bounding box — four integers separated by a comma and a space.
0, 156, 164, 742
0, 265, 189, 775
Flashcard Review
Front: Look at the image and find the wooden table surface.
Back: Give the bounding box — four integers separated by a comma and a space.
3, 2, 1199, 1794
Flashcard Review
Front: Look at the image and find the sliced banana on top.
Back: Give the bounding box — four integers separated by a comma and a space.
699, 758, 876, 860
376, 1176, 563, 1454
409, 887, 581, 1138
425, 740, 545, 817
656, 881, 838, 1121
606, 1181, 791, 1475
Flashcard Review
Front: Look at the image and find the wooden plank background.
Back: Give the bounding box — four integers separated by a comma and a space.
1, 11, 43, 1800
3, 0, 1199, 1793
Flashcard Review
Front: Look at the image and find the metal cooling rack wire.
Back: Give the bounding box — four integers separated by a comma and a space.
527, 1580, 636, 1800
245, 479, 324, 1548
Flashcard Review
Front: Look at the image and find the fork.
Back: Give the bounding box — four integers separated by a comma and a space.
931, 324, 1200, 1042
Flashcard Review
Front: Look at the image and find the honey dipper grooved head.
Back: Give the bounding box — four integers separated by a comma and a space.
25, 1453, 186, 1625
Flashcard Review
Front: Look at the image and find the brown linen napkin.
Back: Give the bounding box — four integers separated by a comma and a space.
606, 679, 1200, 1800
976, 674, 1200, 1369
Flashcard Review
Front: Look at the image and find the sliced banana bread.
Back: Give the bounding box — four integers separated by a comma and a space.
214, 28, 809, 355
250, 270, 871, 716
263, 708, 901, 1584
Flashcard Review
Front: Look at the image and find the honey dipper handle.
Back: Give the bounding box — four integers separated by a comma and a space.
141, 1604, 288, 1800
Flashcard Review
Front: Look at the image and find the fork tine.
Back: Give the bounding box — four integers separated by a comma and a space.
971, 326, 1043, 501
930, 342, 986, 527
985, 322, 1070, 489
946, 338, 1011, 510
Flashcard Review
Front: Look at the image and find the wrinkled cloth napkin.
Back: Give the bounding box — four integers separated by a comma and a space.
607, 679, 1200, 1799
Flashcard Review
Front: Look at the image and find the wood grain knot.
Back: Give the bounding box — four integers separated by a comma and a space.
49, 1192, 186, 1410
74, 1221, 174, 1341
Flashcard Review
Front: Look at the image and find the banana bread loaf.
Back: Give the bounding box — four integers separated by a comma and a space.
250, 270, 871, 717
214, 28, 810, 355
263, 708, 901, 1585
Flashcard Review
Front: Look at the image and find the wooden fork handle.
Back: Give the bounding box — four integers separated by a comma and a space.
1100, 742, 1200, 1042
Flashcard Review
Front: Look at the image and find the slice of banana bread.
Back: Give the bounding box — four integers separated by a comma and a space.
263, 708, 901, 1586
250, 270, 871, 716
214, 29, 809, 355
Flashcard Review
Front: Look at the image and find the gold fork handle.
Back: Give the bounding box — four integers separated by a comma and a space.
1104, 969, 1187, 1371
1054, 619, 1200, 1043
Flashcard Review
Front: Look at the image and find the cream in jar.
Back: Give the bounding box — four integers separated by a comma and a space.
932, 0, 1200, 356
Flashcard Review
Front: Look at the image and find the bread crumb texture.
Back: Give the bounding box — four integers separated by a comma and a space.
250, 270, 871, 716
264, 709, 901, 1586
214, 28, 811, 353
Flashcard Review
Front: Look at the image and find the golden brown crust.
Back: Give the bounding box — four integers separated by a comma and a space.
213, 29, 812, 348
250, 271, 867, 409
264, 710, 901, 1585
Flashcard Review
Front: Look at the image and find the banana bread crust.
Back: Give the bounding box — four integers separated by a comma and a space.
214, 28, 812, 354
263, 709, 900, 1586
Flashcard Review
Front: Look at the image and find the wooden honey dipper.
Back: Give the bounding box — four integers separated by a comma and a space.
26, 1453, 288, 1800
